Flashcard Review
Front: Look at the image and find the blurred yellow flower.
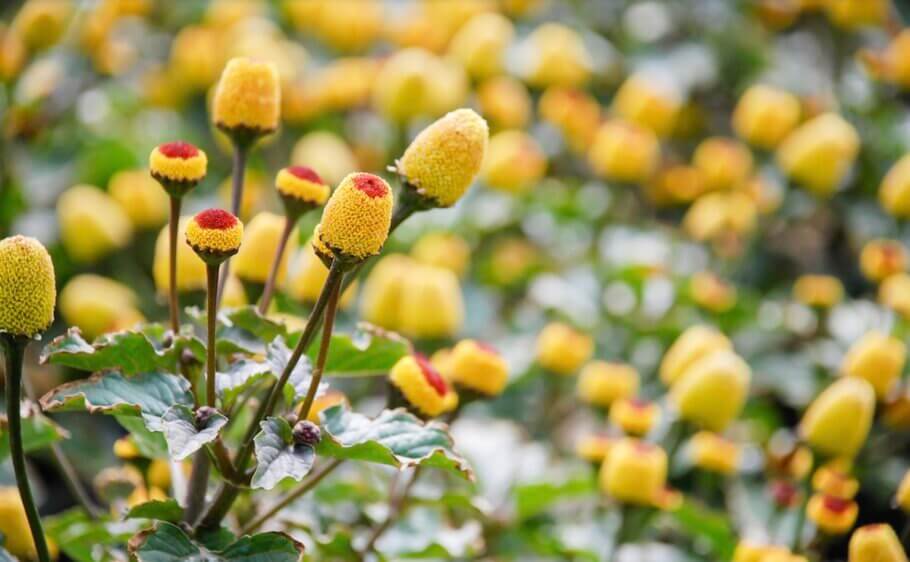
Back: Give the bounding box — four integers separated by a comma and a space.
0, 487, 59, 560
671, 349, 751, 432
60, 274, 143, 340
448, 12, 514, 80
848, 524, 908, 562
524, 23, 591, 88
588, 119, 660, 184
536, 322, 594, 375
807, 493, 858, 535
577, 361, 639, 408
692, 137, 754, 192
690, 431, 740, 475
611, 73, 681, 137
398, 265, 464, 339
689, 271, 737, 313
411, 232, 471, 278
58, 184, 133, 263
234, 212, 296, 283
538, 86, 601, 153
793, 274, 844, 308
776, 113, 859, 197
599, 439, 667, 506
389, 354, 452, 418
444, 339, 509, 396
610, 398, 660, 437
153, 218, 207, 294
800, 377, 875, 458
841, 331, 906, 400
292, 131, 358, 188
660, 325, 732, 386
732, 84, 801, 149
285, 238, 358, 309
108, 169, 170, 229
477, 76, 532, 130
482, 130, 547, 194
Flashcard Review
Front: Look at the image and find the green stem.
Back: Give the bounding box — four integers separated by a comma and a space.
791, 467, 814, 552
183, 453, 210, 526
217, 142, 248, 305
610, 504, 632, 562
2, 335, 51, 562
206, 264, 219, 407
168, 196, 182, 334
257, 214, 295, 315
296, 276, 341, 420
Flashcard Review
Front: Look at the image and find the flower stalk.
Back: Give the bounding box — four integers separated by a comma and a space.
257, 214, 295, 315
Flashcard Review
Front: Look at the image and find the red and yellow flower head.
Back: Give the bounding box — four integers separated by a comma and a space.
599, 439, 668, 506
149, 141, 208, 197
0, 235, 56, 338
275, 165, 330, 216
443, 339, 509, 397
848, 524, 909, 562
610, 398, 660, 437
318, 172, 393, 262
186, 209, 243, 263
807, 493, 858, 535
389, 354, 456, 418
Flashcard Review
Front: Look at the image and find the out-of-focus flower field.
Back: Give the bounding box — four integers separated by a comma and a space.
5, 0, 910, 561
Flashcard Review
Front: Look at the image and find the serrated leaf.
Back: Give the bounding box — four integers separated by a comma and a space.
0, 400, 69, 460
216, 337, 324, 406
251, 417, 315, 490
129, 522, 303, 562
155, 405, 227, 461
40, 326, 204, 375
216, 356, 273, 404
125, 499, 184, 523
308, 324, 410, 377
316, 406, 473, 480
209, 306, 289, 355
268, 338, 321, 404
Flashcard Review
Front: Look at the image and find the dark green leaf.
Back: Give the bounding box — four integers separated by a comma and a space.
308, 324, 410, 377
252, 417, 315, 490
125, 499, 184, 523
514, 476, 597, 521
212, 306, 289, 355
671, 501, 737, 561
216, 337, 322, 406
116, 415, 169, 458
0, 400, 69, 460
156, 405, 227, 461
129, 522, 303, 562
316, 405, 473, 480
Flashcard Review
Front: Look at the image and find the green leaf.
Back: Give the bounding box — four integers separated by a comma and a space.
216, 356, 273, 404
116, 415, 169, 458
216, 337, 323, 406
671, 501, 737, 561
316, 405, 473, 480
40, 326, 204, 375
44, 509, 142, 562
129, 522, 303, 562
514, 476, 597, 521
156, 405, 227, 461
310, 324, 410, 377
0, 400, 69, 460
212, 306, 289, 355
125, 499, 184, 523
251, 417, 315, 490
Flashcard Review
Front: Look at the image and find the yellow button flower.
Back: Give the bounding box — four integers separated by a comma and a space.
793, 274, 844, 308
447, 12, 514, 80
285, 239, 358, 309
611, 73, 681, 137
880, 273, 910, 318
690, 431, 740, 475
113, 436, 140, 460
733, 542, 790, 562
371, 48, 468, 123
482, 130, 547, 194
825, 0, 888, 30
689, 271, 737, 313
212, 57, 281, 136
776, 113, 860, 197
292, 131, 357, 188
477, 76, 531, 130
411, 232, 471, 278
881, 154, 910, 218
389, 354, 452, 418
800, 377, 875, 458
524, 23, 591, 88
660, 325, 732, 386
610, 398, 660, 437
275, 165, 330, 213
318, 173, 393, 261
444, 340, 509, 396
807, 494, 858, 535
863, 30, 910, 91
169, 25, 223, 91
58, 184, 133, 263
692, 137, 754, 192
651, 164, 708, 203
860, 239, 908, 282
588, 119, 660, 184
536, 322, 594, 376
599, 439, 667, 506
186, 209, 243, 262
683, 190, 758, 242
576, 434, 613, 464
0, 487, 58, 560
360, 254, 412, 330
0, 235, 55, 338
732, 84, 801, 149
577, 361, 639, 408
153, 217, 207, 294
849, 524, 909, 562
812, 463, 859, 500
538, 86, 601, 154
108, 169, 170, 229
12, 0, 71, 51
60, 274, 143, 340
398, 265, 464, 339
670, 349, 751, 432
148, 141, 208, 196
307, 390, 349, 423
147, 458, 171, 491
233, 212, 297, 283
841, 331, 906, 400
396, 108, 489, 208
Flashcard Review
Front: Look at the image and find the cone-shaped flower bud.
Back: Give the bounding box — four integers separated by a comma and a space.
670, 349, 751, 432
849, 524, 909, 562
389, 354, 453, 418
318, 173, 393, 262
212, 57, 281, 139
660, 325, 732, 386
800, 377, 875, 458
0, 235, 55, 338
443, 340, 509, 397
577, 361, 639, 408
599, 439, 667, 506
536, 321, 594, 376
275, 165, 330, 218
842, 331, 906, 400
610, 398, 660, 437
807, 494, 858, 535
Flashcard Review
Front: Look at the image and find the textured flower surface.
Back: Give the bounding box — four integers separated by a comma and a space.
318, 172, 393, 260
149, 141, 207, 185
0, 235, 55, 337
186, 209, 243, 254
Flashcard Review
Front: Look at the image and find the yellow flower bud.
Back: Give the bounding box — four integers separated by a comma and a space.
286, 0, 383, 53
825, 0, 888, 30
307, 390, 349, 423
849, 524, 909, 562
233, 212, 296, 283
776, 113, 860, 197
488, 237, 540, 286
149, 141, 208, 195
60, 274, 143, 340
732, 84, 801, 149
275, 165, 330, 214
683, 190, 758, 242
212, 57, 281, 135
389, 354, 453, 418
793, 274, 844, 308
670, 349, 751, 431
689, 271, 737, 313
398, 265, 464, 339
371, 48, 468, 122
285, 239, 358, 309
651, 164, 708, 204
896, 469, 910, 513
536, 322, 594, 376
0, 23, 26, 81
690, 431, 740, 475
108, 169, 170, 229
538, 86, 601, 153
147, 458, 171, 491
313, 57, 379, 113
611, 73, 681, 137
600, 439, 667, 506
0, 235, 55, 338
477, 76, 531, 130
880, 273, 910, 318
864, 31, 910, 90
842, 331, 906, 400
733, 542, 789, 562
0, 486, 58, 560
610, 398, 660, 437
291, 131, 357, 188
880, 154, 910, 218
318, 173, 393, 261
482, 130, 547, 194
360, 254, 412, 329
800, 377, 875, 458
524, 23, 591, 88
411, 232, 470, 277
860, 239, 908, 282
58, 184, 133, 263
185, 209, 244, 262
444, 340, 509, 396
812, 462, 859, 500
692, 137, 754, 192
113, 436, 140, 459
12, 0, 71, 51
588, 119, 660, 183
660, 325, 732, 386
153, 218, 206, 294
397, 108, 489, 207
577, 361, 639, 408
807, 494, 858, 535
447, 12, 514, 80
169, 25, 223, 91
576, 434, 613, 464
